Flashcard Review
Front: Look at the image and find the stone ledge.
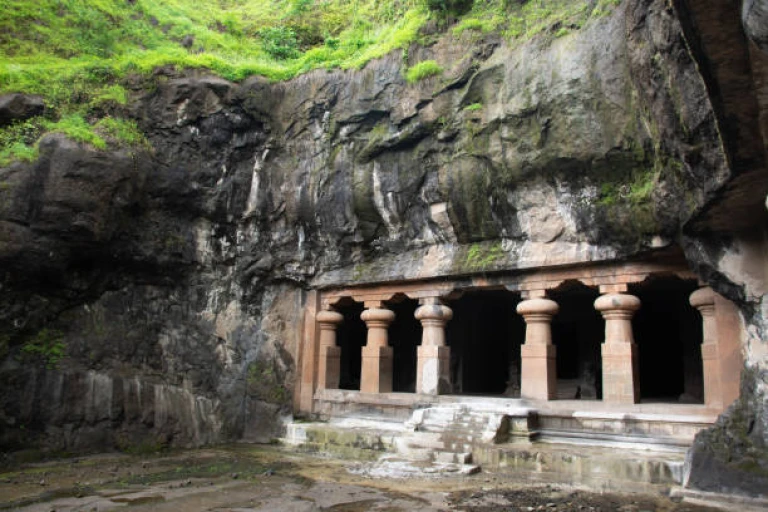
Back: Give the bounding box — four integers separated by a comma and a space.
670, 487, 768, 512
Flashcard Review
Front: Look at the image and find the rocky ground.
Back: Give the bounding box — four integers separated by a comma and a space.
0, 445, 721, 511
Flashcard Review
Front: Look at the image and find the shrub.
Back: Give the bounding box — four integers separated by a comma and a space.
258, 26, 300, 60
0, 118, 45, 166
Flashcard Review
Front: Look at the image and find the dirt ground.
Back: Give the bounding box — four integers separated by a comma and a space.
0, 445, 722, 511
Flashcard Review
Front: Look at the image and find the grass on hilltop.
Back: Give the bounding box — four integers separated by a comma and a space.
0, 0, 623, 166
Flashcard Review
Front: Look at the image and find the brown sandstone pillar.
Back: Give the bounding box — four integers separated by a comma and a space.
415, 298, 453, 395
316, 309, 344, 391
690, 286, 723, 408
360, 304, 395, 394
518, 296, 559, 400
298, 290, 320, 414
595, 292, 641, 404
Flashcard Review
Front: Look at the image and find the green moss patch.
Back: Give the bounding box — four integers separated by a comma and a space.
19, 328, 66, 370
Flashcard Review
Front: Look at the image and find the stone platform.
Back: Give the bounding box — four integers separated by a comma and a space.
287, 392, 720, 494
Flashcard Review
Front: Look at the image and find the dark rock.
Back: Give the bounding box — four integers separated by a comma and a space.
685, 366, 768, 496
181, 35, 195, 49
0, 94, 44, 126
742, 0, 768, 52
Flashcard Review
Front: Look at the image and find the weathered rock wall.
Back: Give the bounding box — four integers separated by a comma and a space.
0, 0, 765, 495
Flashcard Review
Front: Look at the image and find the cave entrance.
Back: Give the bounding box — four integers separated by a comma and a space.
335, 299, 366, 391
387, 295, 420, 393
549, 281, 603, 400
630, 276, 703, 403
446, 290, 525, 396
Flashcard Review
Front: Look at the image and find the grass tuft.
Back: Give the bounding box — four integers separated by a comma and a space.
405, 60, 443, 84
43, 114, 106, 149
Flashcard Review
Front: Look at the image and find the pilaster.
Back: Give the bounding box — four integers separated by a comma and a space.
690, 286, 722, 408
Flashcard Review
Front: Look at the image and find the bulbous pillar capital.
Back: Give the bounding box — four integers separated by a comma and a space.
317, 310, 344, 328
415, 302, 452, 348
361, 307, 395, 328
689, 286, 716, 316
516, 298, 559, 322
594, 293, 641, 320
415, 303, 453, 323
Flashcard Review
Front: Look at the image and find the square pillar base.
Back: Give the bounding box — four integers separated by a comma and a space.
601, 343, 639, 404
416, 345, 451, 395
318, 346, 341, 390
361, 345, 393, 394
521, 344, 557, 400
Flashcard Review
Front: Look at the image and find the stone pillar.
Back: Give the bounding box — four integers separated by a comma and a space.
360, 304, 395, 394
316, 309, 344, 391
415, 298, 453, 395
595, 292, 641, 404
690, 286, 723, 408
517, 296, 559, 400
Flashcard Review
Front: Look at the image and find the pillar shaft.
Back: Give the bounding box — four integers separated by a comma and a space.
595, 293, 641, 404
517, 298, 559, 401
360, 306, 395, 394
690, 286, 722, 408
316, 310, 343, 391
415, 301, 453, 395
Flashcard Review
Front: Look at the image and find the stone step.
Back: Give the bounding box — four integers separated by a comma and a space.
434, 451, 473, 464
401, 434, 472, 453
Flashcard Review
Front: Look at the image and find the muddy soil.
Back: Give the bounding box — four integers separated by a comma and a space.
0, 446, 720, 511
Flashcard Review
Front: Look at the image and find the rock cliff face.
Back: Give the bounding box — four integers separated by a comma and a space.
0, 0, 766, 496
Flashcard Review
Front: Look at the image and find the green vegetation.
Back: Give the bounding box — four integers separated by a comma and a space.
456, 0, 622, 42
0, 117, 44, 166
94, 117, 150, 148
20, 328, 66, 369
464, 102, 483, 111
116, 438, 167, 456
44, 114, 107, 149
465, 241, 504, 271
453, 17, 497, 36
0, 0, 625, 166
247, 359, 290, 405
405, 59, 443, 83
598, 168, 657, 207
426, 0, 474, 16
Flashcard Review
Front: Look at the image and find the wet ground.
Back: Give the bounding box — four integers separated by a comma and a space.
0, 445, 721, 511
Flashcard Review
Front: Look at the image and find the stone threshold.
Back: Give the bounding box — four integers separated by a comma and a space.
314, 389, 719, 421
